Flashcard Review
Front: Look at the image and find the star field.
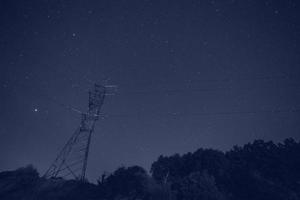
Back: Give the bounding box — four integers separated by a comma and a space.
0, 0, 300, 182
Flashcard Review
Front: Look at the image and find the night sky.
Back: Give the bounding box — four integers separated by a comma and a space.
0, 0, 300, 182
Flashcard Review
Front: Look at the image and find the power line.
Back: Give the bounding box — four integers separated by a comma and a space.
103, 107, 300, 119
8, 68, 300, 95
116, 83, 300, 95
6, 70, 300, 117
15, 80, 300, 119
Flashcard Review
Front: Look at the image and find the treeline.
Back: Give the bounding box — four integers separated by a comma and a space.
0, 138, 300, 200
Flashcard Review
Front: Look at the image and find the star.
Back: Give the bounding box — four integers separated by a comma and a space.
34, 108, 38, 112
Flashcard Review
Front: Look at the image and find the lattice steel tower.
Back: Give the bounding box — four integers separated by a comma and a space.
44, 84, 106, 181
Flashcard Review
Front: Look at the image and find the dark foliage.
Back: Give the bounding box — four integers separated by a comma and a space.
151, 138, 300, 200
97, 166, 150, 199
0, 138, 299, 200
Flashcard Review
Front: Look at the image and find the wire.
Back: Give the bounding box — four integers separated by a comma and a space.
115, 84, 300, 95
6, 69, 300, 117
102, 107, 300, 119
32, 89, 84, 114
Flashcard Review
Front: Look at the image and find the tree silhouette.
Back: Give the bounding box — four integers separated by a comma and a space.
0, 138, 300, 200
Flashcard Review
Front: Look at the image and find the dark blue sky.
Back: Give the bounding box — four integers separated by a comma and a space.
0, 0, 300, 182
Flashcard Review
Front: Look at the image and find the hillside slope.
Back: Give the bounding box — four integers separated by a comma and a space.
0, 138, 299, 200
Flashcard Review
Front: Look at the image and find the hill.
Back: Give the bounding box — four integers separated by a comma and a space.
0, 138, 299, 200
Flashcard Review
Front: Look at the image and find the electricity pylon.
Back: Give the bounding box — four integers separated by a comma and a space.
44, 84, 106, 181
